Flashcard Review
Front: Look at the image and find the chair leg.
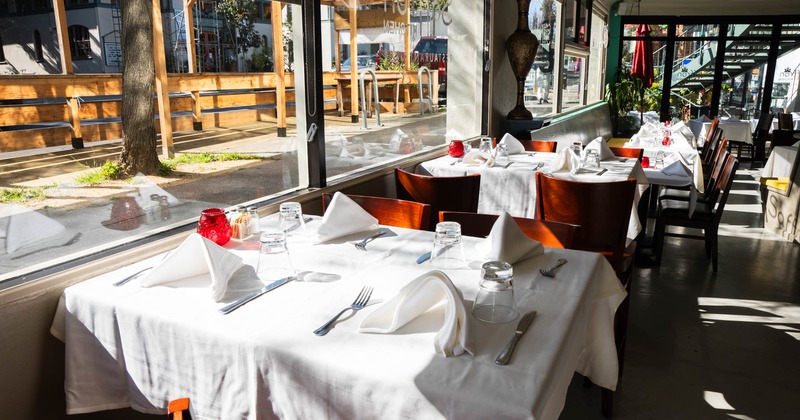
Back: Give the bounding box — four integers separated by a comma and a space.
711, 227, 719, 272
602, 388, 613, 418
704, 228, 713, 258
653, 218, 666, 266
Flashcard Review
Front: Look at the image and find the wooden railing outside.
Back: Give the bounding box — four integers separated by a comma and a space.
0, 71, 438, 153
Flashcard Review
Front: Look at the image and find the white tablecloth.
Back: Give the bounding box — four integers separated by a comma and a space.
420, 153, 647, 245
762, 143, 799, 178
688, 118, 753, 146
51, 216, 625, 420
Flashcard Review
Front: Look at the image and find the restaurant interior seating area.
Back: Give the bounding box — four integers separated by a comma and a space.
2, 1, 800, 419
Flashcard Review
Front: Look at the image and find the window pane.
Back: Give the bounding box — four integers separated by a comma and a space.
671, 40, 718, 118
561, 54, 584, 111
586, 10, 606, 103
525, 0, 559, 115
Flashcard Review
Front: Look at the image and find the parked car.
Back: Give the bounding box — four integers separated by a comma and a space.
411, 36, 447, 104
341, 55, 375, 72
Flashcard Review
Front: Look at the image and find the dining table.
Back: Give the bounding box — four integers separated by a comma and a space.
50, 215, 626, 420
762, 141, 799, 178
419, 151, 648, 245
688, 117, 752, 147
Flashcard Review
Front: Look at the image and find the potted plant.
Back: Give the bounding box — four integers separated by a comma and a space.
605, 69, 644, 137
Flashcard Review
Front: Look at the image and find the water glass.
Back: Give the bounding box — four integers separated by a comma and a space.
479, 136, 492, 154
584, 149, 600, 169
472, 261, 518, 323
430, 221, 465, 269
495, 143, 510, 167
256, 231, 295, 284
655, 151, 666, 169
570, 141, 582, 158
279, 202, 306, 241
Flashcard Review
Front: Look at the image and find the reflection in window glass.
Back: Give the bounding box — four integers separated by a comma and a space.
671, 39, 718, 119
525, 0, 559, 115
561, 55, 583, 111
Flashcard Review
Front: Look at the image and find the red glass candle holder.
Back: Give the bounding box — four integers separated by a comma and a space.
641, 156, 650, 168
197, 208, 232, 246
448, 140, 465, 157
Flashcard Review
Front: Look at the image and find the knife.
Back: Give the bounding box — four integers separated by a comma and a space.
495, 311, 537, 365
596, 168, 608, 176
285, 217, 313, 233
219, 276, 295, 314
416, 252, 432, 264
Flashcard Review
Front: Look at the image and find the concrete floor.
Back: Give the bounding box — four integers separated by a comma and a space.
561, 165, 800, 419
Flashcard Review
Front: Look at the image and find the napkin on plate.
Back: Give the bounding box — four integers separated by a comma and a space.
359, 270, 474, 357
481, 212, 544, 264
495, 133, 526, 155
314, 191, 380, 244
139, 233, 244, 302
661, 160, 691, 177
546, 146, 582, 174
584, 136, 615, 160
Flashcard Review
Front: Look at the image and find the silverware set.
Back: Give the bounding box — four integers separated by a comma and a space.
314, 285, 373, 335
350, 229, 387, 251
540, 258, 568, 277
532, 162, 545, 171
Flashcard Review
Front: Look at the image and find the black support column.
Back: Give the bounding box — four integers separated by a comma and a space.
301, 0, 327, 188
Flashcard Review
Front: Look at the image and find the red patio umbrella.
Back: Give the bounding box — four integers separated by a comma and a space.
631, 24, 654, 122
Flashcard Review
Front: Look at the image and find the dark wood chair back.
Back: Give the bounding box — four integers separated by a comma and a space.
521, 140, 558, 153
778, 113, 794, 131
609, 147, 644, 160
703, 128, 725, 165
321, 192, 431, 231
394, 167, 481, 230
704, 150, 730, 202
534, 173, 637, 273
700, 118, 720, 158
438, 211, 579, 248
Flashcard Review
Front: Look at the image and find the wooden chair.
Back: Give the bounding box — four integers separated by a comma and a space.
778, 113, 794, 131
534, 173, 638, 417
534, 173, 637, 274
752, 111, 775, 164
438, 211, 578, 248
321, 192, 431, 230
660, 150, 730, 205
700, 117, 720, 158
521, 140, 558, 153
654, 155, 739, 272
609, 147, 644, 160
703, 135, 728, 174
771, 115, 799, 153
702, 127, 724, 166
394, 167, 481, 230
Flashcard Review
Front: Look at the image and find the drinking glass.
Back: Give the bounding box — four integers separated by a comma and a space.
430, 221, 465, 269
279, 202, 306, 241
495, 143, 509, 167
472, 261, 518, 323
655, 151, 666, 169
570, 141, 582, 157
479, 136, 492, 154
256, 231, 295, 284
585, 149, 600, 169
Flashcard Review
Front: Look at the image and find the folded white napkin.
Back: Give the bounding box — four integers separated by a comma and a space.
390, 128, 406, 148
547, 147, 582, 174
315, 192, 379, 244
139, 233, 244, 302
661, 160, 691, 177
495, 133, 526, 155
482, 212, 544, 264
462, 150, 495, 167
584, 136, 615, 160
339, 143, 367, 158
0, 204, 66, 254
625, 134, 641, 147
359, 270, 474, 357
699, 115, 712, 122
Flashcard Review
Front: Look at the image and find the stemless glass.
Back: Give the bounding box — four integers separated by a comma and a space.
479, 136, 492, 154
495, 143, 510, 167
585, 149, 600, 169
279, 202, 306, 241
197, 208, 232, 246
472, 261, 518, 323
430, 221, 465, 269
256, 231, 295, 283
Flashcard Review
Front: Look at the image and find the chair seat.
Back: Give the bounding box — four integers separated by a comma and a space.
659, 198, 715, 222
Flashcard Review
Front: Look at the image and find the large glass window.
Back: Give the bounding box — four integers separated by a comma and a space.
525, 0, 560, 115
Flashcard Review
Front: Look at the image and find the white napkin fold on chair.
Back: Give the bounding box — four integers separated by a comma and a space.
314, 191, 380, 244
359, 270, 474, 357
481, 212, 544, 264
139, 233, 244, 302
661, 160, 691, 177
584, 136, 615, 160
546, 147, 582, 174
495, 133, 526, 155
0, 204, 66, 254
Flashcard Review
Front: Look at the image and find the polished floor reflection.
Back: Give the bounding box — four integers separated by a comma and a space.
562, 167, 800, 419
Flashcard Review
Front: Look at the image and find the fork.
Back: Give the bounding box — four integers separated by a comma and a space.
314, 286, 373, 335
450, 157, 463, 165
539, 258, 568, 278
533, 162, 545, 171
351, 229, 386, 251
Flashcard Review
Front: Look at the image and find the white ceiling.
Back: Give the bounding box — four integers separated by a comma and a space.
600, 0, 800, 17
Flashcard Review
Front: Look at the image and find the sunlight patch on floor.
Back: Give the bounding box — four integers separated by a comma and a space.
698, 298, 800, 340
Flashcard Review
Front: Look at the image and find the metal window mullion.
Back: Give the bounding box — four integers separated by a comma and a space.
660, 23, 675, 122
301, 0, 326, 188
710, 23, 727, 117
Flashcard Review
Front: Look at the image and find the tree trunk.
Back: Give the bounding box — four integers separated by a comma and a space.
119, 0, 161, 175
